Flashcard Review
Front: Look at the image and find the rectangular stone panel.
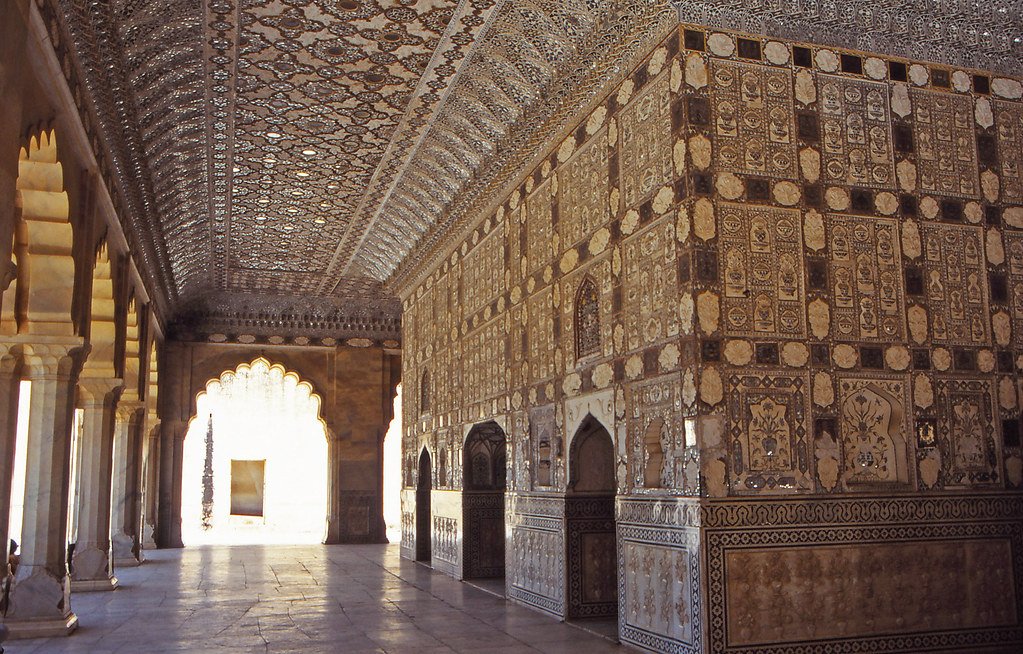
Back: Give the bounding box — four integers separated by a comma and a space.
710, 60, 796, 178
935, 377, 1002, 487
995, 100, 1023, 202
911, 88, 979, 198
817, 74, 895, 188
921, 222, 989, 345
828, 214, 905, 341
623, 541, 694, 644
724, 538, 1016, 646
626, 373, 692, 492
619, 69, 673, 208
461, 225, 504, 317
718, 202, 805, 338
526, 287, 555, 383
560, 130, 610, 247
1008, 231, 1023, 348
622, 218, 679, 352
837, 376, 913, 488
526, 180, 554, 272
726, 371, 811, 492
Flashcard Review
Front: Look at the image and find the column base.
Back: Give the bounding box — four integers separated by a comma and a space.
113, 557, 141, 568
1, 613, 78, 639
70, 576, 118, 592
141, 524, 157, 550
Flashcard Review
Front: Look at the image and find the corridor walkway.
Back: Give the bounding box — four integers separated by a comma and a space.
13, 544, 624, 653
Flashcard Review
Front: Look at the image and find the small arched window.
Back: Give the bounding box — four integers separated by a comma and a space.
575, 276, 600, 360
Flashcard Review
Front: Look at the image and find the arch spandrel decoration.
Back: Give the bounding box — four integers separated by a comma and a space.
3, 129, 75, 337
122, 296, 141, 398
146, 339, 159, 419
81, 242, 118, 378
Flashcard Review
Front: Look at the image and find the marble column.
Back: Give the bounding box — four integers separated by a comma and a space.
110, 401, 143, 566
70, 377, 121, 591
0, 345, 23, 582
156, 420, 185, 549
324, 429, 341, 544
0, 0, 28, 287
3, 339, 86, 638
139, 417, 160, 550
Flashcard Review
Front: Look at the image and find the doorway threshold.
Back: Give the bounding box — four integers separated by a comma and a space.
565, 617, 619, 643
463, 577, 506, 598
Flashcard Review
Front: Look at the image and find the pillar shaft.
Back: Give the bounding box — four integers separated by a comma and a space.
140, 417, 160, 550
110, 400, 143, 565
2, 339, 85, 638
324, 433, 341, 544
70, 378, 121, 590
0, 346, 22, 587
156, 421, 184, 548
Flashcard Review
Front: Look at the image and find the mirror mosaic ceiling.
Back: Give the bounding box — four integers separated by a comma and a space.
44, 0, 1023, 325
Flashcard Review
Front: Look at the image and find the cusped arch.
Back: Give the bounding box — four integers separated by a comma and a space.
123, 294, 141, 398
146, 338, 159, 419
2, 128, 75, 336
189, 356, 328, 436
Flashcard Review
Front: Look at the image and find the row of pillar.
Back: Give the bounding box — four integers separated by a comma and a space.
0, 340, 159, 637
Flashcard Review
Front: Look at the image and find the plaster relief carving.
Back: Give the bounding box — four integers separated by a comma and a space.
921, 223, 989, 345
818, 74, 895, 188
620, 70, 673, 208
911, 89, 979, 198
718, 203, 805, 338
711, 60, 795, 178
727, 372, 811, 493
828, 214, 905, 342
838, 377, 912, 488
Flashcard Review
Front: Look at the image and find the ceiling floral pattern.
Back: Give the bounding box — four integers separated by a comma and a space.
35, 0, 1023, 332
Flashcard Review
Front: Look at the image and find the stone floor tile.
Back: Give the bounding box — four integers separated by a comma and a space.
6, 543, 624, 653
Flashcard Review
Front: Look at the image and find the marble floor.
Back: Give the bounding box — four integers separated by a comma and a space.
10, 544, 625, 653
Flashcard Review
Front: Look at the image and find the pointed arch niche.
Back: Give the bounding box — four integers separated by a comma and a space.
180, 357, 329, 545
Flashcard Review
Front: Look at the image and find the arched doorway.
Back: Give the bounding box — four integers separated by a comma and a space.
566, 415, 618, 620
180, 358, 329, 545
462, 421, 506, 580
415, 447, 432, 562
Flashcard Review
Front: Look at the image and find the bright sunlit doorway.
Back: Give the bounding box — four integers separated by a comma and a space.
181, 358, 328, 545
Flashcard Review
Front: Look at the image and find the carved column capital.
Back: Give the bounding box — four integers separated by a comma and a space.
19, 337, 88, 380
78, 376, 123, 407
114, 398, 145, 424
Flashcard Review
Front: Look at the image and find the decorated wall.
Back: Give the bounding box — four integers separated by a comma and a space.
400, 20, 1023, 654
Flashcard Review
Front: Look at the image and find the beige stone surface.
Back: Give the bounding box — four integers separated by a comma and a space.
697, 291, 720, 335
914, 373, 934, 409
804, 210, 825, 251
832, 344, 857, 369
813, 371, 834, 408
685, 52, 707, 89
795, 69, 816, 105
799, 147, 820, 183
675, 205, 691, 243
715, 172, 743, 200
809, 299, 830, 339
773, 181, 800, 206
723, 339, 753, 366
707, 33, 734, 57
885, 345, 910, 371
689, 134, 711, 169
825, 186, 849, 210
699, 367, 723, 406
764, 41, 789, 65
693, 198, 715, 241
782, 342, 809, 367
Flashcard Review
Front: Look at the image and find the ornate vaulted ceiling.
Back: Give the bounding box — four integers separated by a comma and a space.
40, 0, 1023, 333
